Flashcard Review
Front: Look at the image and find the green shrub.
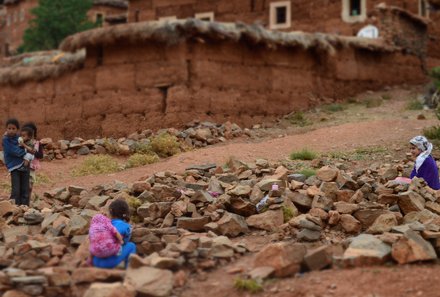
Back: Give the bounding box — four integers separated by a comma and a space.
381, 94, 392, 100
323, 103, 345, 113
365, 98, 383, 108
133, 142, 153, 154
288, 112, 310, 127
290, 149, 318, 161
126, 153, 160, 168
299, 168, 317, 177
72, 155, 120, 177
430, 67, 440, 89
150, 133, 180, 157
406, 99, 424, 110
102, 138, 119, 154
424, 126, 440, 140
282, 206, 296, 223
234, 278, 263, 294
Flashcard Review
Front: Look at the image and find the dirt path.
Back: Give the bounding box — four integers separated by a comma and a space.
28, 117, 436, 195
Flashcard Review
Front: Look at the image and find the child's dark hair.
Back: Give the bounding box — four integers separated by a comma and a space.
6, 118, 19, 129
109, 199, 130, 221
22, 122, 38, 138
21, 126, 34, 138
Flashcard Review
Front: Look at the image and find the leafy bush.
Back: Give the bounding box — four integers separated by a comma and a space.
102, 138, 119, 154
406, 99, 424, 110
290, 149, 318, 161
72, 155, 120, 177
424, 126, 440, 140
234, 278, 263, 294
126, 153, 160, 168
150, 133, 180, 157
288, 112, 310, 127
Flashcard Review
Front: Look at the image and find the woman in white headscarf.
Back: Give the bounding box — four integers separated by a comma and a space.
409, 136, 440, 190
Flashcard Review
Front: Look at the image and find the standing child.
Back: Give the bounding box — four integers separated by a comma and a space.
22, 123, 43, 198
92, 199, 136, 269
2, 119, 33, 206
410, 136, 440, 190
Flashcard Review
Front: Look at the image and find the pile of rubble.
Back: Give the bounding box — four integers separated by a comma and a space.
40, 121, 246, 160
2, 156, 440, 296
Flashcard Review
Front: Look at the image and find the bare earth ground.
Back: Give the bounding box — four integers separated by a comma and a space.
3, 88, 440, 296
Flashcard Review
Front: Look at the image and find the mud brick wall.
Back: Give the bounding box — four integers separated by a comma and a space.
0, 38, 427, 140
128, 0, 421, 35
2, 0, 38, 55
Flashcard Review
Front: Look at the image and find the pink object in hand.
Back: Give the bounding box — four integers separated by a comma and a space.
395, 177, 412, 184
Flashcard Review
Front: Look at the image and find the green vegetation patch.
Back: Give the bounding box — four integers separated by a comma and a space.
290, 149, 318, 161
234, 278, 263, 294
72, 155, 120, 177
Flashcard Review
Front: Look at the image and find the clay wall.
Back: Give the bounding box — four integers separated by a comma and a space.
0, 39, 427, 139
2, 0, 37, 55
128, 0, 422, 34
88, 4, 127, 26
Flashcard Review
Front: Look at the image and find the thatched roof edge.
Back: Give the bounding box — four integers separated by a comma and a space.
376, 3, 429, 26
60, 19, 397, 54
0, 50, 85, 85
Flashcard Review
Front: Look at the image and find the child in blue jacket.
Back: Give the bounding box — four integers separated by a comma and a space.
2, 119, 33, 206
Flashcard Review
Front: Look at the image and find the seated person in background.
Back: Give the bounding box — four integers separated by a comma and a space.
409, 135, 440, 190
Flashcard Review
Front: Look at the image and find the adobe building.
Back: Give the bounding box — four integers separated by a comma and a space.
128, 0, 440, 66
127, 0, 430, 33
0, 0, 128, 56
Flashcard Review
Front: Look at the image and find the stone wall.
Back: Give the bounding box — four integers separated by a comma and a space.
0, 38, 427, 140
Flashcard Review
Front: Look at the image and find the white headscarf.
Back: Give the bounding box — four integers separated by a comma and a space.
410, 136, 433, 173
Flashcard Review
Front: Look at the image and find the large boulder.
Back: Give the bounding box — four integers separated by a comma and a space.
246, 209, 284, 231
342, 234, 391, 266
391, 230, 437, 264
254, 242, 306, 277
124, 266, 173, 297
216, 212, 249, 237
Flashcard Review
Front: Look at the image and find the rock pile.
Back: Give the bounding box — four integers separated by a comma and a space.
40, 121, 246, 160
2, 157, 440, 296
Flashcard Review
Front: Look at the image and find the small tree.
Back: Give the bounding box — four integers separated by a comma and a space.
20, 0, 96, 52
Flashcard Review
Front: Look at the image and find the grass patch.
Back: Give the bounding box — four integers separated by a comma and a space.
406, 99, 424, 110
0, 180, 11, 192
354, 146, 388, 155
72, 155, 120, 177
234, 278, 263, 294
322, 103, 346, 113
298, 168, 317, 177
34, 173, 52, 185
126, 153, 160, 168
288, 112, 310, 127
150, 133, 181, 157
364, 98, 383, 108
126, 196, 143, 223
282, 205, 296, 223
424, 126, 440, 140
381, 94, 392, 100
290, 149, 318, 161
